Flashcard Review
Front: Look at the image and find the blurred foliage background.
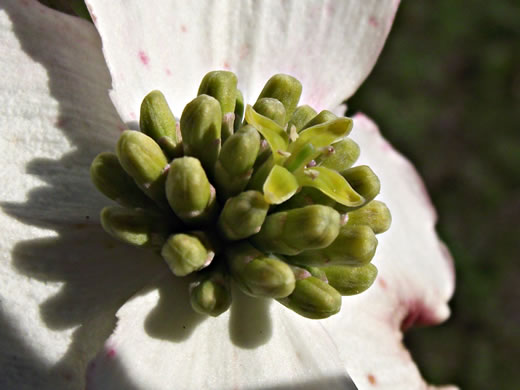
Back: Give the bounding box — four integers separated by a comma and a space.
40, 0, 520, 389
349, 1, 520, 389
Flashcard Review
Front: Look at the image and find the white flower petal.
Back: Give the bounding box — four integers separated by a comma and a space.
322, 114, 456, 389
86, 276, 355, 390
85, 0, 399, 122
0, 1, 164, 388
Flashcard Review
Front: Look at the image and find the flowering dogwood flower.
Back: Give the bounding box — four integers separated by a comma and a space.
0, 0, 455, 389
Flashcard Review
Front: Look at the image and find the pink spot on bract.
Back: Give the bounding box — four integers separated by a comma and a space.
86, 4, 97, 23
381, 140, 392, 151
138, 50, 150, 66
239, 44, 250, 60
378, 278, 388, 290
181, 24, 188, 33
369, 16, 379, 27
106, 348, 116, 358
130, 112, 136, 120
165, 68, 172, 76
354, 114, 377, 132
367, 374, 377, 385
223, 61, 230, 70
401, 301, 438, 331
309, 4, 321, 17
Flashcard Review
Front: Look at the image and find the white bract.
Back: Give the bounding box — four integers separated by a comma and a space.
0, 1, 455, 389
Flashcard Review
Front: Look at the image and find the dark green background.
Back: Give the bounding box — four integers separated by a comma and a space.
40, 1, 520, 389
349, 1, 520, 389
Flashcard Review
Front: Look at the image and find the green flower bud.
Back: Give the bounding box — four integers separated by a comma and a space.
241, 257, 296, 299
180, 94, 222, 173
301, 266, 328, 282
257, 74, 302, 124
214, 125, 261, 199
198, 71, 238, 115
116, 130, 169, 206
341, 165, 381, 206
289, 224, 378, 266
346, 200, 392, 234
251, 205, 341, 255
220, 112, 235, 143
100, 206, 173, 248
316, 138, 360, 172
288, 105, 318, 133
301, 110, 337, 130
322, 263, 378, 296
221, 125, 261, 172
278, 276, 341, 319
161, 232, 215, 276
165, 157, 218, 225
197, 71, 239, 143
217, 190, 269, 240
289, 265, 313, 281
234, 89, 245, 132
157, 134, 183, 159
90, 152, 154, 209
190, 270, 232, 317
140, 90, 178, 143
226, 242, 295, 298
253, 98, 286, 127
247, 155, 274, 191
116, 130, 168, 185
253, 137, 272, 169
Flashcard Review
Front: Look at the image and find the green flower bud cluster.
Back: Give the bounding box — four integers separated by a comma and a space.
90, 71, 391, 319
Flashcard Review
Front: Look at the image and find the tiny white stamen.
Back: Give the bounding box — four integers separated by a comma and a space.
175, 122, 182, 141
223, 112, 235, 130
304, 169, 320, 180
202, 252, 215, 268
293, 268, 312, 280
321, 145, 335, 155
161, 163, 170, 174
277, 150, 291, 157
289, 124, 298, 141
188, 281, 201, 293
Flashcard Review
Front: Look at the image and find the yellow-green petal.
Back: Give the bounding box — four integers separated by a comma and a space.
263, 165, 299, 204
245, 105, 289, 163
295, 166, 364, 207
285, 117, 353, 171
